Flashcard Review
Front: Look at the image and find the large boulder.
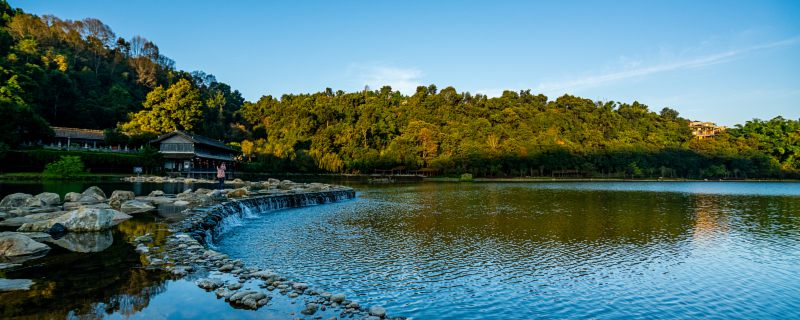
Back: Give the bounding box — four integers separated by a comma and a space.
0, 211, 66, 227
17, 207, 118, 232
79, 186, 106, 203
120, 200, 156, 214
64, 192, 82, 202
37, 192, 61, 206
0, 193, 33, 208
0, 232, 50, 257
109, 190, 135, 210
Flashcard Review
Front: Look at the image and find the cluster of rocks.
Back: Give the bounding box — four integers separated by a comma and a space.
122, 176, 248, 185
142, 233, 401, 319
1, 178, 401, 319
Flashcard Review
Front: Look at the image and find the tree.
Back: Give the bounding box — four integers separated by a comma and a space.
121, 78, 202, 134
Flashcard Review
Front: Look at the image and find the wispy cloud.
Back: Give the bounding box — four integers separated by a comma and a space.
347, 63, 424, 94
535, 36, 800, 94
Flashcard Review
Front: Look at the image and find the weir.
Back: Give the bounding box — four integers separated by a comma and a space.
179, 189, 356, 245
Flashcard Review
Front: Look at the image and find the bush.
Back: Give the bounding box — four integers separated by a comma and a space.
43, 156, 86, 179
459, 173, 474, 182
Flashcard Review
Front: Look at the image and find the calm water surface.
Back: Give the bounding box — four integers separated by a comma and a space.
217, 182, 800, 319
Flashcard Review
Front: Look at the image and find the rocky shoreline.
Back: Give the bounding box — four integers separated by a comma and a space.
1, 177, 403, 320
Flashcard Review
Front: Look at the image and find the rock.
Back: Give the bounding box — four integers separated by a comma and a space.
301, 303, 319, 315
109, 190, 135, 209
120, 200, 156, 214
331, 293, 346, 303
0, 193, 33, 208
173, 200, 190, 206
0, 278, 34, 291
17, 207, 118, 232
219, 263, 234, 272
34, 192, 61, 206
195, 188, 213, 195
134, 234, 153, 243
215, 287, 234, 299
0, 232, 50, 257
46, 223, 68, 236
226, 188, 248, 198
46, 231, 113, 253
228, 290, 269, 309
369, 306, 387, 318
228, 282, 243, 290
148, 190, 165, 197
0, 211, 66, 227
196, 278, 224, 290
80, 186, 106, 203
64, 192, 82, 202
292, 282, 309, 291
112, 211, 133, 222
63, 202, 112, 211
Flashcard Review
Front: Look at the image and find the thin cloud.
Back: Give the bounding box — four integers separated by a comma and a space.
347, 63, 424, 94
535, 36, 800, 94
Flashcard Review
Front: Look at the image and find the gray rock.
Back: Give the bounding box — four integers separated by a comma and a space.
219, 263, 234, 272
64, 192, 82, 202
173, 200, 190, 207
120, 200, 156, 214
0, 193, 33, 208
369, 306, 387, 318
196, 278, 224, 290
80, 186, 106, 203
17, 207, 118, 232
292, 282, 309, 291
331, 293, 346, 303
0, 211, 66, 227
148, 190, 165, 197
0, 232, 50, 257
109, 190, 135, 209
34, 192, 61, 206
301, 303, 319, 315
0, 278, 34, 291
228, 282, 243, 290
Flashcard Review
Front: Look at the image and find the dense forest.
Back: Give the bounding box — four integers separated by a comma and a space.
1, 2, 798, 179
0, 1, 244, 147
237, 87, 799, 178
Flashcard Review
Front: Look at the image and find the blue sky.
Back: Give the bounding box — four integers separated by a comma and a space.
10, 0, 800, 125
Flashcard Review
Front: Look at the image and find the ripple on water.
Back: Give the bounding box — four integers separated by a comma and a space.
215, 183, 800, 320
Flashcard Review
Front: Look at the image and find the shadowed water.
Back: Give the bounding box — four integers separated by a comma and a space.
217, 182, 800, 319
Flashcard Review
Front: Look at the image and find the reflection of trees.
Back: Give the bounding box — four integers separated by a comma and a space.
0, 218, 170, 319
361, 184, 696, 245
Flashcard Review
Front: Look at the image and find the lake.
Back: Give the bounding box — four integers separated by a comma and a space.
217, 182, 800, 319
2, 181, 800, 319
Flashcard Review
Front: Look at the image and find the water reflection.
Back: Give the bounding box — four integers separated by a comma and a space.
47, 231, 114, 253
0, 217, 170, 319
218, 182, 800, 319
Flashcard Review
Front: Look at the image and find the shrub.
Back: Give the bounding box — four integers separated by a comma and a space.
459, 173, 474, 182
43, 156, 85, 179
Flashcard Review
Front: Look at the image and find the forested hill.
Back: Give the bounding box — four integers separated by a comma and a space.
0, 1, 243, 146
238, 86, 799, 178
1, 1, 798, 179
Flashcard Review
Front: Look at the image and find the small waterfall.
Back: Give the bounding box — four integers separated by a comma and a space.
185, 189, 356, 246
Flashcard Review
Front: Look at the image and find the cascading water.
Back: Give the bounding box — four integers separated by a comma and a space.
183, 189, 356, 246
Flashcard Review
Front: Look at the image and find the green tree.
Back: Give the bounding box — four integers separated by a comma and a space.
122, 78, 203, 134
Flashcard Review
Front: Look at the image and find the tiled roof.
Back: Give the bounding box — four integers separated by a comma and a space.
151, 131, 236, 152
52, 127, 105, 140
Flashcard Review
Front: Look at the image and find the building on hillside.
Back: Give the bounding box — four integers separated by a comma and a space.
689, 121, 725, 139
150, 131, 238, 177
46, 127, 132, 152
